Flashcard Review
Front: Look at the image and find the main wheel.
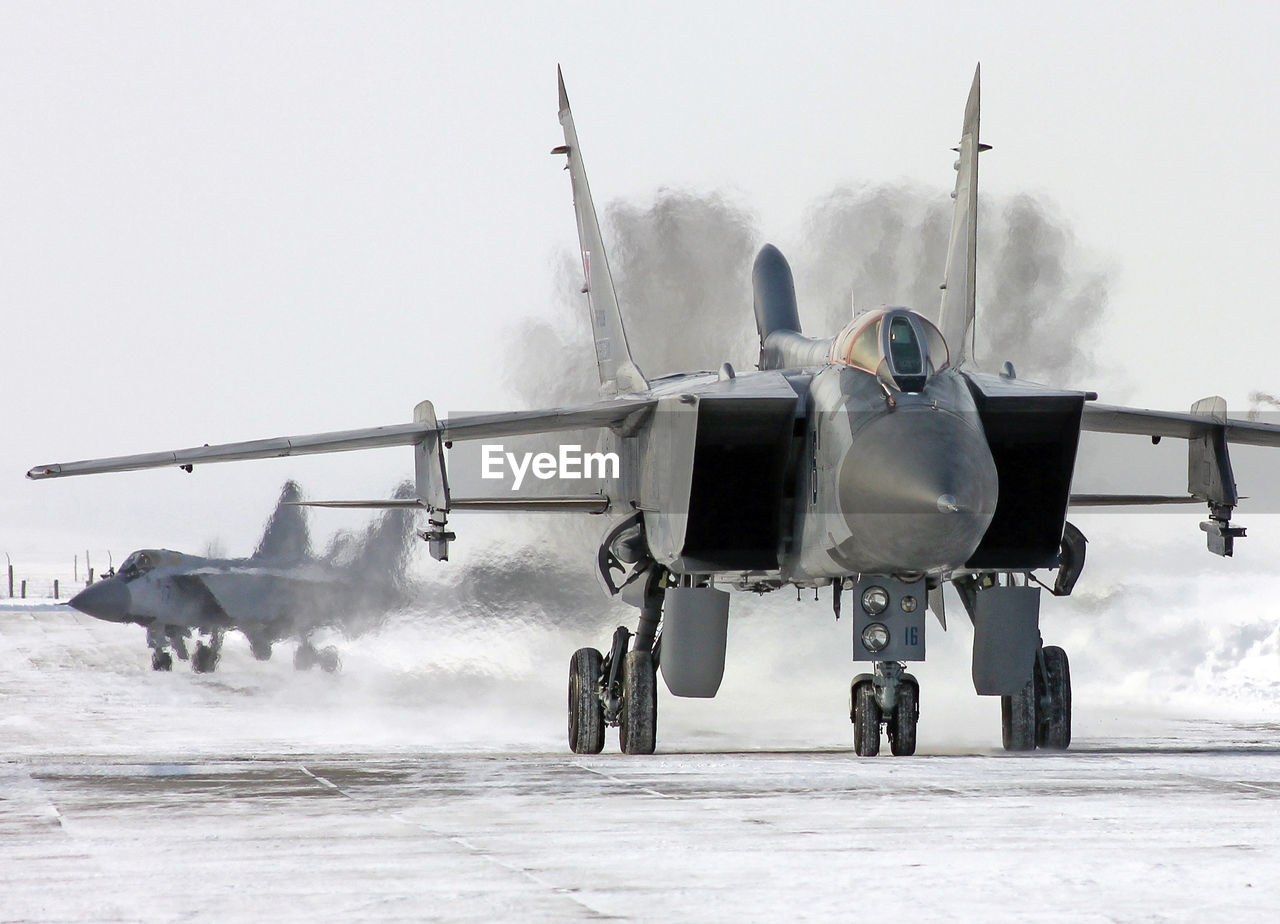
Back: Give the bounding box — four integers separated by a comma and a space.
151, 650, 173, 672
1001, 680, 1037, 751
568, 648, 605, 755
852, 681, 881, 757
318, 646, 342, 674
619, 649, 656, 755
1037, 646, 1072, 750
192, 642, 218, 674
887, 680, 919, 757
294, 643, 317, 671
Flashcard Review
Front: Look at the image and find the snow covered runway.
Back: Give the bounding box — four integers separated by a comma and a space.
3, 604, 1279, 921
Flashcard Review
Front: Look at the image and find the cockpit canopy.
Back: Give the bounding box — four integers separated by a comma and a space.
829, 307, 949, 392
117, 549, 183, 582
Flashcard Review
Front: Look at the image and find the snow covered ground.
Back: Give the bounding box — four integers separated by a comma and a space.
2, 585, 1279, 922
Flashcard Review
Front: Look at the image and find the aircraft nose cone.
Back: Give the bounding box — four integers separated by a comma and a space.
837, 407, 998, 572
69, 580, 132, 623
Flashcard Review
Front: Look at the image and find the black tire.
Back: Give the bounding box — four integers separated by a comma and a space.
249, 638, 273, 662
1037, 646, 1072, 750
1001, 680, 1037, 751
852, 681, 881, 757
151, 651, 173, 672
620, 649, 657, 755
192, 642, 218, 674
318, 646, 342, 674
568, 648, 606, 755
294, 644, 317, 671
887, 680, 919, 757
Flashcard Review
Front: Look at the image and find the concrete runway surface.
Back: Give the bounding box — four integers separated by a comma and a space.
3, 604, 1279, 922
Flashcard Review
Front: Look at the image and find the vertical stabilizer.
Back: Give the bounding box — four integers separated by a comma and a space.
555, 67, 649, 396
938, 65, 988, 369
252, 480, 312, 563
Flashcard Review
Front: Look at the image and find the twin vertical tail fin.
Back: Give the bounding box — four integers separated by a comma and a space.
938, 64, 989, 370
251, 480, 312, 564
554, 67, 649, 397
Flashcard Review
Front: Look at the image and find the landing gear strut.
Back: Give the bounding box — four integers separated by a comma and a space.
294, 641, 342, 673
851, 662, 919, 757
1001, 645, 1071, 751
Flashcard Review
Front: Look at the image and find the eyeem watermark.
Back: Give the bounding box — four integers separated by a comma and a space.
481, 444, 619, 490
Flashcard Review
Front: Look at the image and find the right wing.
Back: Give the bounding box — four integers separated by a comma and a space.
26, 397, 655, 480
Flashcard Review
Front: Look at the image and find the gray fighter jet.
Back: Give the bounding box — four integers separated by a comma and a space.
30, 67, 1280, 755
67, 481, 406, 673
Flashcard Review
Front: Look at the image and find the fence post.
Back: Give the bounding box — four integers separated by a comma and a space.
7, 564, 12, 598
21, 580, 26, 599
54, 579, 60, 600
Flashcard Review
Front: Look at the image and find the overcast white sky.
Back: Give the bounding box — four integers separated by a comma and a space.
3, 1, 1279, 566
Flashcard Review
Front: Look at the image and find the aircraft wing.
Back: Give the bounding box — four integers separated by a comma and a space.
26, 397, 655, 480
1079, 397, 1280, 556
1081, 403, 1280, 447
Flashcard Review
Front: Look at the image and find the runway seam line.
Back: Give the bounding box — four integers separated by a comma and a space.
297, 764, 612, 919
570, 761, 678, 799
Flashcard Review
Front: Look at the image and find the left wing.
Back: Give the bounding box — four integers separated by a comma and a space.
1082, 402, 1280, 447
1079, 396, 1280, 556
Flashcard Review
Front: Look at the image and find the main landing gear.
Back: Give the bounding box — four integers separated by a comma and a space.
1002, 645, 1071, 751
851, 662, 919, 757
146, 624, 189, 672
568, 625, 658, 755
192, 630, 224, 673
294, 641, 342, 673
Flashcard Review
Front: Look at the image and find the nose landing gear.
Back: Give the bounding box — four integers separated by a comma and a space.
851, 663, 919, 757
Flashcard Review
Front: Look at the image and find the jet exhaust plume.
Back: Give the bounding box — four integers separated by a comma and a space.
510, 185, 1112, 406
1246, 391, 1280, 421
797, 184, 1113, 387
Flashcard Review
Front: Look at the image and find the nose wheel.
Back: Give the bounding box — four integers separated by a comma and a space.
851, 665, 918, 757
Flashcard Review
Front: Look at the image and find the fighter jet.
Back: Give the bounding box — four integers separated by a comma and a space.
67, 481, 410, 673
30, 66, 1280, 755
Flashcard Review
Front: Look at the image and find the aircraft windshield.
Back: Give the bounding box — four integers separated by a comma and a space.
888, 316, 924, 375
829, 308, 948, 391
117, 551, 157, 582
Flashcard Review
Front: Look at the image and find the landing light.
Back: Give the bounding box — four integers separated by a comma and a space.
862, 624, 890, 652
861, 586, 889, 615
